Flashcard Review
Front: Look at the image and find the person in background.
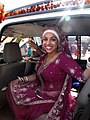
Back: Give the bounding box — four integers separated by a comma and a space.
6, 25, 89, 120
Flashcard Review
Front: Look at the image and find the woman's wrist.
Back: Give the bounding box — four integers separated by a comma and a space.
86, 57, 90, 69
17, 74, 36, 82
28, 74, 36, 81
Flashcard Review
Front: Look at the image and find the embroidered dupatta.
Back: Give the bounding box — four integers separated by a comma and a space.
45, 75, 73, 120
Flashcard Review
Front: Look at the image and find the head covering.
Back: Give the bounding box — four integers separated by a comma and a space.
42, 25, 70, 54
42, 29, 60, 41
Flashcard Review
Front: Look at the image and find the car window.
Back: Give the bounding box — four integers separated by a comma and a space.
68, 36, 90, 60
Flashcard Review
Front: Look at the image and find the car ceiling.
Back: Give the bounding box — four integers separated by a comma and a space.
2, 16, 90, 42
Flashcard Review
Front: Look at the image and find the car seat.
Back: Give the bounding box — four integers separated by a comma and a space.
0, 42, 26, 91
73, 77, 90, 120
0, 42, 26, 120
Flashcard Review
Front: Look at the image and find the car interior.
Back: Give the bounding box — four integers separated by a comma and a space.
0, 15, 90, 120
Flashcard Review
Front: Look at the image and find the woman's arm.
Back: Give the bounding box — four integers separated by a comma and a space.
83, 69, 90, 80
28, 39, 45, 56
36, 45, 46, 56
18, 74, 36, 82
83, 57, 90, 80
10, 74, 36, 85
60, 54, 86, 83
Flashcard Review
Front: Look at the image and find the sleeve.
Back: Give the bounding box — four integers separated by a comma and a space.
36, 46, 46, 56
35, 54, 45, 71
60, 53, 84, 82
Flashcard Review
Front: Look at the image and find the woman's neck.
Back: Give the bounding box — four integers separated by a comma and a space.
44, 51, 60, 65
47, 51, 59, 59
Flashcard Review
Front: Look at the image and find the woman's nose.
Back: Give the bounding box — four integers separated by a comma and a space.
46, 39, 50, 44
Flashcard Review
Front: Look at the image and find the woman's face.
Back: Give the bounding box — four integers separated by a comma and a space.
42, 32, 58, 54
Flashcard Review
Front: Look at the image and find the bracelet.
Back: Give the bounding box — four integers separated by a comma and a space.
24, 76, 29, 82
17, 76, 24, 82
17, 76, 29, 82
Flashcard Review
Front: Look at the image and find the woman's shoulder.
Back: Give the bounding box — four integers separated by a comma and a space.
39, 53, 47, 61
59, 52, 72, 59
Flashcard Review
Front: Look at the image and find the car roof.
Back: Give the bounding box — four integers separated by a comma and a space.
1, 1, 90, 39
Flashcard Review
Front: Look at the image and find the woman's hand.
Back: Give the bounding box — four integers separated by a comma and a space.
10, 76, 25, 84
83, 68, 90, 80
28, 39, 38, 50
10, 78, 19, 85
10, 74, 36, 85
27, 74, 36, 82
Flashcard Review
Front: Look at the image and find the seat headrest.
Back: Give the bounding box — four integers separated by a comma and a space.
3, 42, 22, 63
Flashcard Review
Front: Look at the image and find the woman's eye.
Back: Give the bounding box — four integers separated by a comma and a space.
51, 38, 57, 41
42, 38, 47, 41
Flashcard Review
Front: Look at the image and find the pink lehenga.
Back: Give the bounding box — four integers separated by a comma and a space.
6, 52, 83, 120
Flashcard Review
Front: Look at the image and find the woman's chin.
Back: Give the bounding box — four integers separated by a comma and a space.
46, 50, 52, 54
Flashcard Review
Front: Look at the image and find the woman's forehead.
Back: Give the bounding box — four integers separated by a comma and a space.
43, 32, 57, 37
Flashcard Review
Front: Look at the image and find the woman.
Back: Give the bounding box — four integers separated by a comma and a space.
6, 25, 87, 120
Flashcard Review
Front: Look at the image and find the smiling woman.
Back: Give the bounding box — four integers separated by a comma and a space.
5, 24, 85, 120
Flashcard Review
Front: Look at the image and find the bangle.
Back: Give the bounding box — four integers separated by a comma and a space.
17, 76, 29, 82
17, 76, 24, 82
24, 76, 29, 82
